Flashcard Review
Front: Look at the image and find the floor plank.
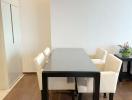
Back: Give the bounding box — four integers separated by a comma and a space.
4, 74, 132, 100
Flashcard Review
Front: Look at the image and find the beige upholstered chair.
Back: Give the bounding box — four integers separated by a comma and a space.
34, 53, 45, 90
43, 47, 51, 57
43, 47, 51, 64
90, 48, 108, 70
34, 52, 75, 91
77, 54, 122, 100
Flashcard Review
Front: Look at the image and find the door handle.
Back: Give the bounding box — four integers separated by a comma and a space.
10, 4, 15, 44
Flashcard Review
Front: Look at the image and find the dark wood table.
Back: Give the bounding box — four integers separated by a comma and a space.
42, 48, 100, 100
115, 54, 132, 81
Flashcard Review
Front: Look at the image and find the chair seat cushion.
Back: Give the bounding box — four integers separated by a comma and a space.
91, 59, 105, 70
91, 59, 105, 64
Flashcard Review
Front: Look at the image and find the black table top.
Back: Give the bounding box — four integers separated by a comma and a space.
43, 48, 99, 72
115, 54, 132, 61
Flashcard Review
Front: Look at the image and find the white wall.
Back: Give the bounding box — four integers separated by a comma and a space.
51, 0, 132, 54
20, 0, 51, 72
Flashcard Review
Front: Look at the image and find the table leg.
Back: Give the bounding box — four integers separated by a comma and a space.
127, 61, 131, 75
119, 64, 123, 82
42, 74, 48, 100
93, 73, 100, 100
75, 77, 78, 95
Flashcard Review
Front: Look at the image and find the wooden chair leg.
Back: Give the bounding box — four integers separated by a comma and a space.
78, 93, 82, 100
109, 93, 114, 100
72, 95, 75, 100
41, 90, 44, 100
103, 93, 107, 98
58, 93, 61, 100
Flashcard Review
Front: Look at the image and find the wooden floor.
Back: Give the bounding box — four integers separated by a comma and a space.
4, 74, 132, 100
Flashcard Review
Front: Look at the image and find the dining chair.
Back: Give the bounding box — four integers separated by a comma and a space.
43, 47, 51, 64
43, 47, 51, 57
34, 52, 75, 100
90, 48, 108, 70
77, 54, 122, 100
34, 53, 45, 90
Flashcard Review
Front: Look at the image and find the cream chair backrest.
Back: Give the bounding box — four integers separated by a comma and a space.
104, 54, 122, 72
34, 53, 45, 68
43, 47, 51, 57
34, 53, 45, 90
95, 48, 107, 60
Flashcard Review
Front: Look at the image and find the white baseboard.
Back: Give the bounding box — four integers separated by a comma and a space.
0, 74, 24, 100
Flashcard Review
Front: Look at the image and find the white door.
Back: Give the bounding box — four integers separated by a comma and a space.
1, 0, 12, 4
11, 4, 22, 82
11, 0, 19, 6
1, 1, 16, 88
1, 0, 19, 6
1, 1, 22, 88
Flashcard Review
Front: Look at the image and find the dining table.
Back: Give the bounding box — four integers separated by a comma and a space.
41, 48, 100, 100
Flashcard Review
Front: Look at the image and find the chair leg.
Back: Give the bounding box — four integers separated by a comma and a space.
72, 95, 75, 100
41, 90, 44, 100
78, 93, 82, 100
109, 93, 114, 100
103, 93, 107, 98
